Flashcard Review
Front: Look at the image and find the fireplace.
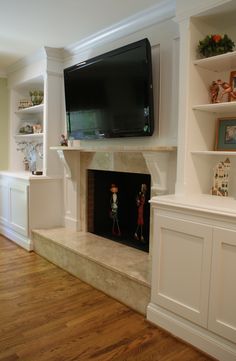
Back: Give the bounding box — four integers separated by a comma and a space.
87, 169, 151, 252
58, 147, 176, 258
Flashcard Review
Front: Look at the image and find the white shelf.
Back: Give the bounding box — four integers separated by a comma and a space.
50, 145, 177, 153
0, 171, 61, 181
194, 51, 236, 72
151, 194, 236, 218
14, 133, 44, 140
191, 151, 236, 156
15, 103, 44, 114
193, 102, 236, 113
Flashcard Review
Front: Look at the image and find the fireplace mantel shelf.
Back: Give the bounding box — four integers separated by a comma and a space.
52, 145, 176, 195
50, 145, 176, 153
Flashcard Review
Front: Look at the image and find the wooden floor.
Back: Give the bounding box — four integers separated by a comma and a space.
0, 236, 215, 361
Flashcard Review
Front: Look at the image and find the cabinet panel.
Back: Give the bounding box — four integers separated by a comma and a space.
0, 180, 9, 224
152, 215, 212, 326
9, 182, 28, 236
208, 228, 236, 343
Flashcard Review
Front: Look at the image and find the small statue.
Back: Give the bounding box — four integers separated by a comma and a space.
217, 79, 236, 102
60, 134, 68, 146
209, 81, 220, 103
33, 123, 42, 134
209, 79, 236, 103
23, 157, 29, 171
110, 184, 121, 236
134, 183, 147, 243
211, 158, 230, 196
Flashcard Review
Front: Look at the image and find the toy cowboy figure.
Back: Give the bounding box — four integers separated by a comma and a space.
134, 183, 147, 242
110, 184, 121, 236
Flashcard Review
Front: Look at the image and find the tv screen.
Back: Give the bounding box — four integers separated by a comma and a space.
64, 38, 154, 140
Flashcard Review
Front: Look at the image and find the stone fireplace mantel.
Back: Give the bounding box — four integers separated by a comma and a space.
51, 145, 176, 195
51, 145, 176, 152
51, 145, 177, 233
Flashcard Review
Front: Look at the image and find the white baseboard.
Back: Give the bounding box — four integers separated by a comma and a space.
147, 303, 236, 361
0, 225, 32, 251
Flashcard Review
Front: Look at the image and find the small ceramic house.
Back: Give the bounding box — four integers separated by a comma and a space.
211, 158, 231, 196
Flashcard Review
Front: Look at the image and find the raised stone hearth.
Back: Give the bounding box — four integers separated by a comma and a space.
36, 146, 176, 314
33, 227, 151, 314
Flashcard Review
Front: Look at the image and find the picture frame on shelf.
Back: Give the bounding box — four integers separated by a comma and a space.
215, 117, 236, 151
229, 71, 236, 101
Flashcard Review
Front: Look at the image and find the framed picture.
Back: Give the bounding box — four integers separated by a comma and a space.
215, 117, 236, 151
229, 70, 236, 101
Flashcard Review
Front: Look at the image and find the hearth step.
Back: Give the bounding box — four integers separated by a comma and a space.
32, 228, 151, 315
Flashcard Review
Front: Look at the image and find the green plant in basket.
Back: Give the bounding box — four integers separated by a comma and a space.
29, 89, 44, 106
198, 34, 235, 58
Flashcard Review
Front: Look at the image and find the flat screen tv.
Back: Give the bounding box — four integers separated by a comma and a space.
64, 38, 155, 140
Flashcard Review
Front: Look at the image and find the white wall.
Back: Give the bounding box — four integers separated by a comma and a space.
61, 17, 179, 230
63, 19, 179, 148
176, 0, 231, 19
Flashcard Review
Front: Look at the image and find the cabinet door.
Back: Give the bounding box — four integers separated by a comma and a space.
151, 214, 212, 327
208, 228, 236, 343
8, 181, 28, 237
0, 179, 9, 225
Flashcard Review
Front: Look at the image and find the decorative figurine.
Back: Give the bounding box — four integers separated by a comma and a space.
209, 79, 236, 103
33, 123, 42, 134
17, 141, 43, 172
110, 184, 121, 236
209, 81, 220, 103
211, 158, 231, 196
19, 124, 33, 134
134, 183, 147, 242
23, 157, 29, 171
217, 79, 236, 102
60, 134, 68, 146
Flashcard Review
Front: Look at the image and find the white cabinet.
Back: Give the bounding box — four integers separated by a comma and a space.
0, 172, 63, 251
0, 176, 29, 247
148, 1, 236, 360
0, 178, 28, 237
152, 214, 212, 327
8, 180, 28, 237
0, 178, 9, 224
209, 227, 236, 343
148, 195, 236, 360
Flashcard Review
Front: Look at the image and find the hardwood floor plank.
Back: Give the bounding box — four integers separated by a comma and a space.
0, 236, 215, 361
0, 354, 19, 361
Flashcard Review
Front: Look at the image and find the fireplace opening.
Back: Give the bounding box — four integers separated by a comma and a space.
87, 170, 151, 252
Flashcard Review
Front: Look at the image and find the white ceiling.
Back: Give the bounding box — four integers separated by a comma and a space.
0, 0, 167, 73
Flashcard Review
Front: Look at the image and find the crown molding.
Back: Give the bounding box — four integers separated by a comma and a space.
6, 0, 175, 74
63, 0, 176, 60
6, 47, 64, 75
6, 48, 46, 75
44, 47, 64, 62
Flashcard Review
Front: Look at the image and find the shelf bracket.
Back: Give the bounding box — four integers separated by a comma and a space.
56, 149, 72, 179
143, 152, 171, 196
